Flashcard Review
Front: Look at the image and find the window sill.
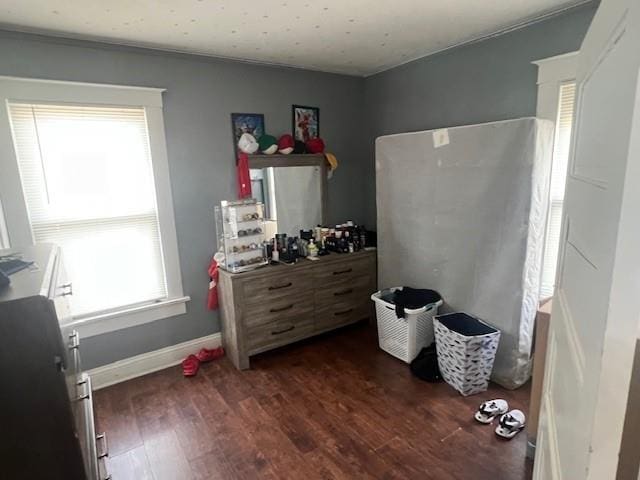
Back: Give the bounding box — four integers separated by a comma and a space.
68, 296, 190, 338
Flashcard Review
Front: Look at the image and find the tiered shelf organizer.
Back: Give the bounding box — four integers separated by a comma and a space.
215, 199, 268, 273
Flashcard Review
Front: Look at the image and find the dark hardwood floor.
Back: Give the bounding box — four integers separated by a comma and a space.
94, 323, 533, 480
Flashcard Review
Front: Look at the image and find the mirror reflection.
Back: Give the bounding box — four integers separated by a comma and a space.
250, 166, 322, 238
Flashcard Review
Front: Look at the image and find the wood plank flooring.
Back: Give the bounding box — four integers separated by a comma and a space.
94, 323, 533, 480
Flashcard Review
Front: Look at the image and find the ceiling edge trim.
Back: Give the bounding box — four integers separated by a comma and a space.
0, 23, 362, 77
0, 0, 596, 78
364, 0, 596, 77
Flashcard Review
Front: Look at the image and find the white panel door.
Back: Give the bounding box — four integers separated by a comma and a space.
534, 0, 640, 479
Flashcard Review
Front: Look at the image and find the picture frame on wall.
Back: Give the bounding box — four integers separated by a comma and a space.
230, 113, 265, 157
292, 105, 320, 142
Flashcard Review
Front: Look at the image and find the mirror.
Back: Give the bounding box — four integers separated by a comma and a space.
250, 165, 324, 238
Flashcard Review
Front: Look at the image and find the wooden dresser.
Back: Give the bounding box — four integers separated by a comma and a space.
0, 244, 108, 480
219, 250, 377, 369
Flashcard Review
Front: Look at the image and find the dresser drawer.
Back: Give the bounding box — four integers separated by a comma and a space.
52, 253, 74, 326
313, 256, 375, 285
76, 374, 107, 480
241, 270, 313, 306
314, 275, 372, 307
64, 330, 82, 414
246, 315, 315, 354
244, 297, 314, 328
315, 298, 370, 332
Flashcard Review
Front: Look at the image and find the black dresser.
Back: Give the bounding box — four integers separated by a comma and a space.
0, 244, 108, 480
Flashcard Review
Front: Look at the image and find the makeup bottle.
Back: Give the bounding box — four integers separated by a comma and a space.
308, 239, 318, 257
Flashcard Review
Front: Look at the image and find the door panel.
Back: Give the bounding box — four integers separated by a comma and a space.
545, 299, 590, 479
564, 181, 614, 268
559, 245, 606, 356
534, 1, 640, 479
572, 29, 631, 184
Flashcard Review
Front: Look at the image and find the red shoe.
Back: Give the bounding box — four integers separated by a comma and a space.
182, 354, 200, 377
196, 346, 225, 363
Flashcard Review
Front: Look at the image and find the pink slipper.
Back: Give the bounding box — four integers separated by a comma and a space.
182, 354, 200, 377
196, 346, 225, 363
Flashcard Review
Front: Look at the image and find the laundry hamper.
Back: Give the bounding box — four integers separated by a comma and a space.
371, 288, 443, 363
433, 313, 501, 396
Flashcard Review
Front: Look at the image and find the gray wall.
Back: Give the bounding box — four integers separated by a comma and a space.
0, 30, 366, 368
0, 1, 598, 367
362, 2, 598, 227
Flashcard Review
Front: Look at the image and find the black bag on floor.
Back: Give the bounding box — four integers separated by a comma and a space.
410, 343, 442, 382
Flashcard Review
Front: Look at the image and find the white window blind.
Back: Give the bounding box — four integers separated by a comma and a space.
540, 82, 576, 299
8, 103, 168, 317
0, 199, 9, 249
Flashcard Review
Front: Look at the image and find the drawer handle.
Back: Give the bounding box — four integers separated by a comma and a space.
333, 268, 352, 275
96, 432, 109, 459
334, 288, 353, 296
334, 308, 353, 316
268, 282, 293, 290
271, 325, 295, 335
69, 330, 80, 350
270, 304, 294, 313
61, 282, 73, 296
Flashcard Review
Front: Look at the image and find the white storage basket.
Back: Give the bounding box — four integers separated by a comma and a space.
371, 288, 443, 363
433, 313, 501, 396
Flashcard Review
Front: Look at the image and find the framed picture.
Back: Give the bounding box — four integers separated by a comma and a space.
230, 113, 265, 157
292, 105, 320, 142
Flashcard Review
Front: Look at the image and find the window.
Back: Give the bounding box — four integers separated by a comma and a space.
0, 77, 188, 336
0, 200, 9, 249
8, 103, 167, 316
533, 52, 578, 299
539, 83, 576, 298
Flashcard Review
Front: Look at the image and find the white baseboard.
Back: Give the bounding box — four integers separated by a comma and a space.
87, 332, 222, 390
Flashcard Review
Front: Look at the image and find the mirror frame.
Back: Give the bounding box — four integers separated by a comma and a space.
247, 153, 328, 226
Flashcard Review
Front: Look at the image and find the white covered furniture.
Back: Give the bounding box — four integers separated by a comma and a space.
375, 117, 553, 388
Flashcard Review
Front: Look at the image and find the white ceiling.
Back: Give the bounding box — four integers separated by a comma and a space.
0, 0, 587, 76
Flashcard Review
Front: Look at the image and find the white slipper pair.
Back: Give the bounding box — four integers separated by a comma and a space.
474, 399, 526, 439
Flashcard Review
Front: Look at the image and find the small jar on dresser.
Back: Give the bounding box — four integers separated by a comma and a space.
218, 250, 377, 370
